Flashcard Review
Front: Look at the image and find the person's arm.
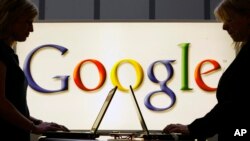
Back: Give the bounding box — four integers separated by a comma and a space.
163, 102, 225, 140
30, 116, 43, 125
0, 61, 69, 134
0, 61, 34, 133
187, 103, 222, 138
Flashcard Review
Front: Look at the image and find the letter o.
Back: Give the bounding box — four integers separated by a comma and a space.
73, 59, 106, 91
111, 59, 144, 91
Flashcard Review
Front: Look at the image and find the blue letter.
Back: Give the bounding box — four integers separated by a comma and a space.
23, 44, 69, 93
145, 60, 176, 111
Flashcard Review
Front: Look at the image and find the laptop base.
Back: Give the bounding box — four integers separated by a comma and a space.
142, 133, 195, 141
42, 131, 100, 140
143, 134, 173, 140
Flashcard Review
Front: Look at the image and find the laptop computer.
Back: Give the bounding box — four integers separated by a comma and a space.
42, 86, 118, 140
129, 85, 179, 140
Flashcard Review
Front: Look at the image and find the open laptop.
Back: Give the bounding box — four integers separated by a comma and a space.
42, 86, 118, 140
129, 85, 180, 140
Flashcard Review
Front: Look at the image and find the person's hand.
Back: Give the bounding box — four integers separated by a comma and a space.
31, 121, 70, 134
163, 124, 190, 135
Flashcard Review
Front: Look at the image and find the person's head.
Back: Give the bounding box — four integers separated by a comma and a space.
214, 0, 250, 49
0, 0, 38, 46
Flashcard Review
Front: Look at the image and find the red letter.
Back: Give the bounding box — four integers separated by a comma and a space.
73, 59, 106, 91
194, 59, 221, 91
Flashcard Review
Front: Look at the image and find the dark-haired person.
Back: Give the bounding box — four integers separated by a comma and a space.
163, 0, 250, 140
0, 0, 69, 140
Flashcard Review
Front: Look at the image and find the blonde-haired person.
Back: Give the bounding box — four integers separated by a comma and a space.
0, 0, 69, 140
163, 0, 250, 140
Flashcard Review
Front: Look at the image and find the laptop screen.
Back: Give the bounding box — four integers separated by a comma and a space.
129, 85, 149, 135
91, 86, 118, 133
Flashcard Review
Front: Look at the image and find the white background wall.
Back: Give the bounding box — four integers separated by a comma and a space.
28, 1, 223, 141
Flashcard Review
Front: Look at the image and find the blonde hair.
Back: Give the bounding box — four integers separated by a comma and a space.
0, 0, 38, 45
214, 0, 250, 53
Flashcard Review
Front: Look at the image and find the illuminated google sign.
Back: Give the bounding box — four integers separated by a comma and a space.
23, 43, 221, 111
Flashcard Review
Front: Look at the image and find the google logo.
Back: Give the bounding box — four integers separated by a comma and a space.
23, 43, 221, 111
